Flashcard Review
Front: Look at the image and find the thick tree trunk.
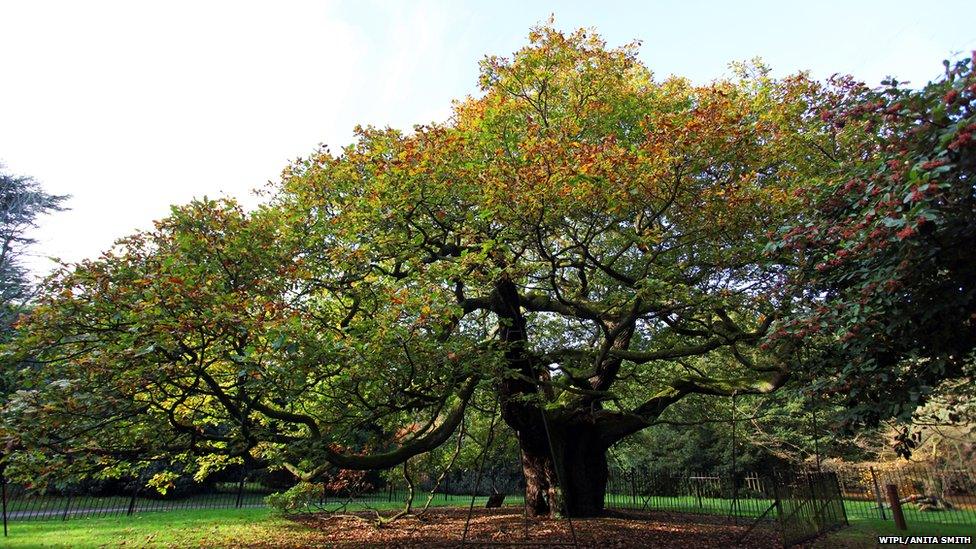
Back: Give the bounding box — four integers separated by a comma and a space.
490, 276, 610, 518
517, 421, 609, 518
520, 440, 557, 517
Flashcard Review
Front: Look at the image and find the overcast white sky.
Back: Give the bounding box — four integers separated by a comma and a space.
2, 0, 974, 277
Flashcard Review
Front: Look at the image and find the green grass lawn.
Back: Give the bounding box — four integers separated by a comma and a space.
3, 491, 503, 520
606, 493, 777, 518
816, 517, 976, 547
4, 493, 973, 547
309, 492, 519, 511
840, 497, 976, 527
608, 492, 976, 526
0, 495, 514, 547
1, 508, 298, 547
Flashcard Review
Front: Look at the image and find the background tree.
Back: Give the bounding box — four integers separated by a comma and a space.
610, 389, 876, 474
0, 165, 67, 336
770, 54, 976, 456
0, 164, 66, 408
3, 27, 840, 517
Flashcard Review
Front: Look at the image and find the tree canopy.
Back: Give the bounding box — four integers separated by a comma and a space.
7, 26, 969, 516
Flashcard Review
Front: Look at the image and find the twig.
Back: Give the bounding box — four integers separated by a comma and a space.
418, 417, 466, 516
373, 460, 415, 527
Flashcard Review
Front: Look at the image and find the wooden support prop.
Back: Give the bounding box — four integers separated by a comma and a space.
885, 484, 908, 531
485, 493, 506, 508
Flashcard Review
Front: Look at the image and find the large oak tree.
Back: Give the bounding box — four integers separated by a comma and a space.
3, 27, 840, 516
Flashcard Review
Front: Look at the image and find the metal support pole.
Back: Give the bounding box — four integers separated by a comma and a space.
696, 478, 703, 509
730, 392, 738, 523
515, 431, 529, 541
235, 472, 246, 508
833, 472, 849, 526
630, 471, 637, 507
806, 471, 820, 532
461, 397, 500, 546
536, 389, 579, 548
811, 406, 821, 472
869, 467, 887, 520
771, 474, 783, 524
61, 492, 73, 521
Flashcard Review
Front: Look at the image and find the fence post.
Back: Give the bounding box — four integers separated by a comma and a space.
61, 491, 73, 521
630, 470, 637, 507
885, 484, 907, 531
2, 466, 8, 537
869, 467, 887, 520
235, 472, 246, 508
770, 472, 784, 534
126, 475, 141, 516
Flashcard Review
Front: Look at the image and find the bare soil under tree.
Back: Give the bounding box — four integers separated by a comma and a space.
271, 507, 783, 548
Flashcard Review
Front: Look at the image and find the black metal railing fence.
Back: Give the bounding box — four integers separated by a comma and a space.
0, 473, 274, 523
773, 470, 849, 546
830, 464, 976, 526
604, 467, 777, 519
1, 462, 972, 544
